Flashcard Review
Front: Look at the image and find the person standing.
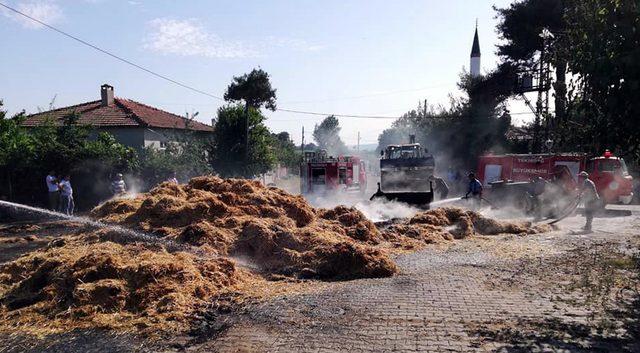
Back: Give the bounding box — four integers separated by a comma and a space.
109, 173, 127, 196
578, 171, 600, 232
45, 171, 60, 211
166, 171, 178, 184
58, 174, 74, 216
464, 172, 483, 209
429, 175, 450, 200
530, 176, 548, 220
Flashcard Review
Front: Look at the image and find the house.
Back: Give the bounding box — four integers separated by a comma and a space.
21, 84, 214, 151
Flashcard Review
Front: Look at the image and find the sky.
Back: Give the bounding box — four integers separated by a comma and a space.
0, 0, 530, 146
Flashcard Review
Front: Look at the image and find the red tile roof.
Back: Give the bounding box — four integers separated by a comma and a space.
21, 98, 213, 132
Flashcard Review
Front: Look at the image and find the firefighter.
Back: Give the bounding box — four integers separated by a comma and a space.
429, 175, 449, 200
578, 171, 600, 232
464, 172, 483, 209
530, 176, 548, 220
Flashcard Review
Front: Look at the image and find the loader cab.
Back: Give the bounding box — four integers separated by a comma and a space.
379, 143, 435, 192
383, 144, 424, 160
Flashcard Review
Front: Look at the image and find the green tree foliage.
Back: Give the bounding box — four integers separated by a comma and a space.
560, 0, 640, 164
139, 132, 213, 186
495, 0, 569, 129
223, 68, 277, 111
209, 105, 275, 178
497, 0, 640, 165
271, 131, 300, 170
312, 115, 347, 155
0, 103, 138, 209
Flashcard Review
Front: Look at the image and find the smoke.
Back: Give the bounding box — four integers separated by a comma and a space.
354, 199, 421, 222
304, 186, 422, 222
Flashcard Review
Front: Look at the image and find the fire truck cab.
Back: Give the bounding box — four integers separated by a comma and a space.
300, 150, 367, 195
477, 150, 633, 205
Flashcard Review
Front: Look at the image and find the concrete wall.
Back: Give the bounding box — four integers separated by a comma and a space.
90, 127, 146, 151
90, 127, 212, 152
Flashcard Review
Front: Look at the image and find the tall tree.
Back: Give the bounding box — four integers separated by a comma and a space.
224, 68, 277, 111
560, 0, 640, 163
223, 68, 278, 175
209, 105, 275, 178
312, 115, 347, 155
495, 0, 568, 129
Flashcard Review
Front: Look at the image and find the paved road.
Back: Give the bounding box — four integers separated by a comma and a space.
204, 206, 640, 353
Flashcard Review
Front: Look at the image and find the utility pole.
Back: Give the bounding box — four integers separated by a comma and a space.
301, 126, 305, 155
533, 38, 545, 153
357, 131, 360, 152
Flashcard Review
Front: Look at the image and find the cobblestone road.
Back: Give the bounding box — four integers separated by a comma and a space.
204, 207, 640, 353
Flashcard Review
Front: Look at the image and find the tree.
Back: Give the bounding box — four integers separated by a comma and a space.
0, 101, 34, 200
224, 68, 277, 111
139, 131, 213, 187
223, 68, 278, 176
559, 0, 640, 164
0, 103, 138, 209
271, 131, 300, 171
376, 67, 513, 170
209, 105, 275, 178
495, 0, 569, 130
312, 115, 347, 155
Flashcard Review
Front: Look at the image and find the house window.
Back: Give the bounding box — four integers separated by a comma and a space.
160, 141, 168, 148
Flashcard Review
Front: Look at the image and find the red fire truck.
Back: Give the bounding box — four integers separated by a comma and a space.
300, 150, 367, 195
477, 150, 633, 206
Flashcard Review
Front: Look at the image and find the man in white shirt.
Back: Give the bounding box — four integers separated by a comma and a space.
109, 173, 127, 196
45, 171, 60, 211
166, 171, 178, 184
58, 174, 74, 216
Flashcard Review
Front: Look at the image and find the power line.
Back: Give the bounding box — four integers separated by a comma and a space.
1, 2, 548, 122
279, 84, 451, 104
0, 1, 224, 101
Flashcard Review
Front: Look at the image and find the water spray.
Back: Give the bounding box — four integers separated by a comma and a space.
0, 200, 209, 256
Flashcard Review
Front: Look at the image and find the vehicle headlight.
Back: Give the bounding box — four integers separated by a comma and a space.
609, 181, 619, 190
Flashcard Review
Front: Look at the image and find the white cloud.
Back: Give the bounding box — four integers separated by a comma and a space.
143, 18, 255, 59
143, 17, 325, 59
3, 1, 63, 29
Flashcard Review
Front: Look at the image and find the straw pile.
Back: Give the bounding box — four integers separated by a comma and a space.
381, 207, 553, 248
91, 177, 395, 280
0, 177, 554, 335
0, 238, 244, 333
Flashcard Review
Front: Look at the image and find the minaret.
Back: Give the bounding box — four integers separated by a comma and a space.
470, 21, 481, 78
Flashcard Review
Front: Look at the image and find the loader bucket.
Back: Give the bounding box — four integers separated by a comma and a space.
369, 182, 434, 207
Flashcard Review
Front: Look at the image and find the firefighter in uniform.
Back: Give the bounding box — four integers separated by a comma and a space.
530, 176, 548, 220
429, 175, 449, 200
464, 172, 483, 210
578, 171, 600, 232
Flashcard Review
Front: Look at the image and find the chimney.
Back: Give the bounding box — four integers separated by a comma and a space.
101, 84, 114, 106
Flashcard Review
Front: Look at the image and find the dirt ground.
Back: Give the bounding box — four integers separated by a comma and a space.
0, 204, 638, 353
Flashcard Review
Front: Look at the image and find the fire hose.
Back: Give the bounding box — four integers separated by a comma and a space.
546, 196, 581, 225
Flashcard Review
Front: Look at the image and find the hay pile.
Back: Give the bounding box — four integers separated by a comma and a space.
0, 239, 242, 332
91, 177, 395, 280
0, 177, 554, 335
381, 207, 553, 248
0, 238, 244, 333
